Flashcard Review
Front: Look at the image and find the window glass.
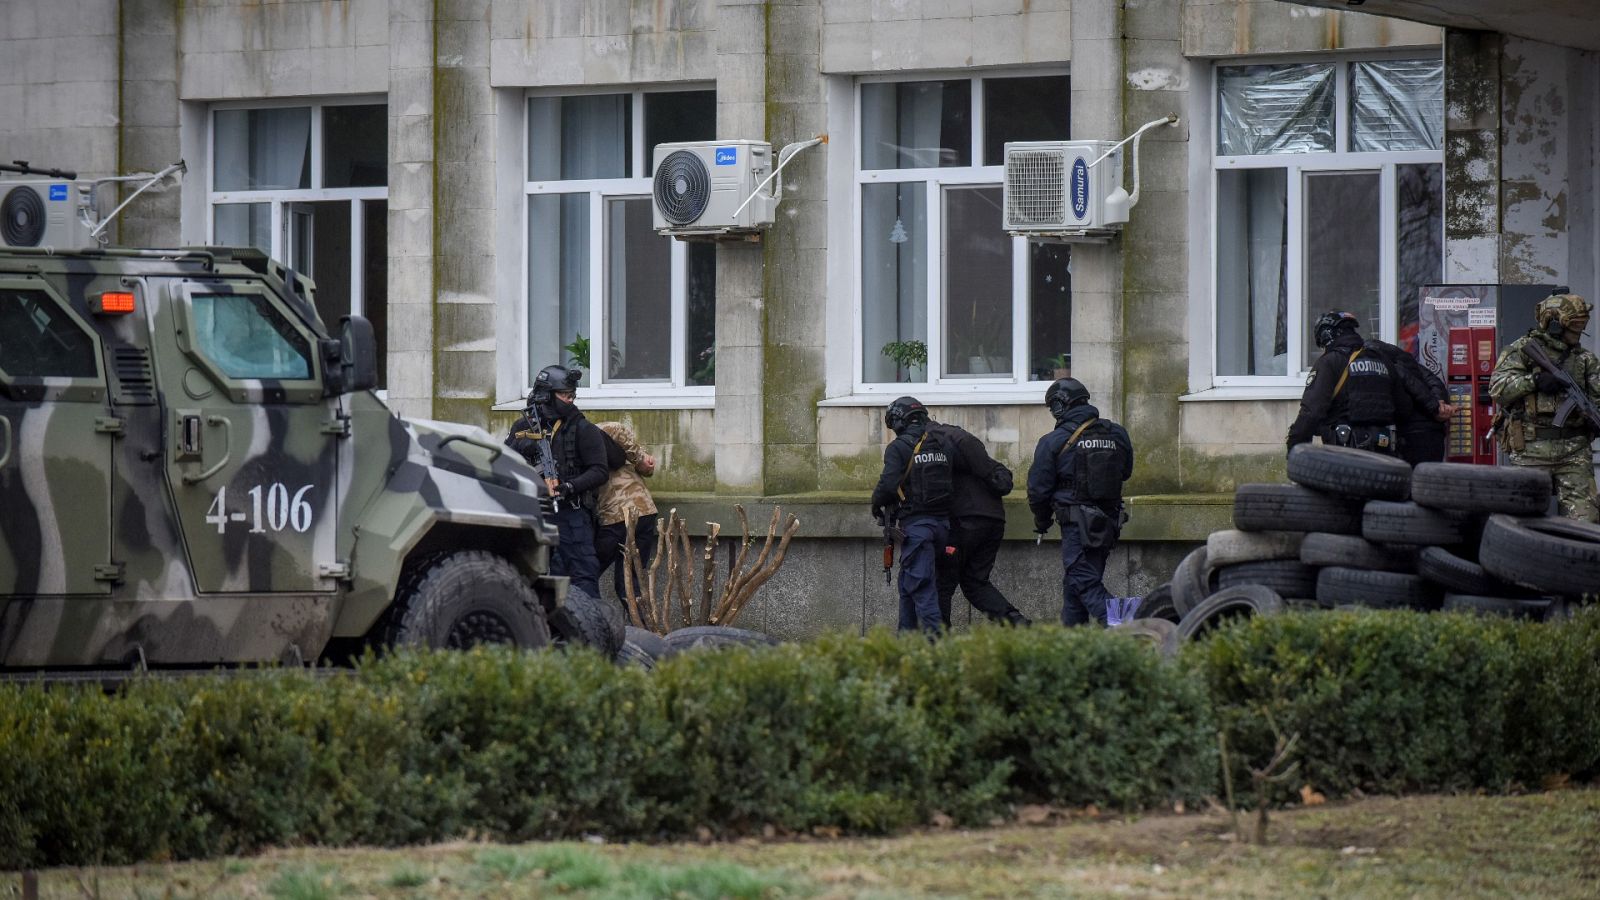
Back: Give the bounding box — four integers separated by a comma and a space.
686, 242, 716, 386
361, 199, 389, 389
1350, 59, 1443, 152
1028, 243, 1072, 381
645, 90, 717, 155
862, 182, 928, 383
1303, 171, 1380, 367
605, 198, 672, 381
983, 75, 1070, 166
323, 104, 387, 188
0, 289, 98, 378
528, 194, 591, 383
214, 107, 312, 191
1397, 163, 1443, 351
1217, 64, 1334, 156
214, 203, 271, 255
1215, 169, 1289, 376
528, 94, 631, 181
861, 80, 971, 169
942, 186, 1011, 377
190, 293, 312, 380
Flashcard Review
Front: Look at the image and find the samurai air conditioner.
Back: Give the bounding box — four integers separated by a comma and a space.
651, 136, 826, 240
1002, 116, 1179, 242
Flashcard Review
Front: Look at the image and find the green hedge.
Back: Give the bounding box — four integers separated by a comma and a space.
0, 627, 1214, 869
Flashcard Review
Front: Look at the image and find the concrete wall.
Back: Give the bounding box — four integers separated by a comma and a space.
179, 0, 389, 100
1183, 0, 1440, 57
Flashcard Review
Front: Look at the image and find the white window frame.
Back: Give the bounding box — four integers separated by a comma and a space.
1209, 54, 1444, 389
205, 97, 388, 328
520, 85, 716, 408
851, 70, 1070, 399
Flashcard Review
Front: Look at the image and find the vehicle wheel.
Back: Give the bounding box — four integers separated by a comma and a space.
659, 625, 781, 657
1170, 547, 1215, 618
617, 640, 656, 670
1410, 462, 1551, 516
1479, 514, 1600, 597
381, 551, 550, 650
1215, 560, 1318, 600
1174, 586, 1284, 643
1233, 484, 1364, 534
1362, 501, 1469, 546
548, 585, 626, 660
1416, 546, 1500, 595
1116, 618, 1178, 657
1206, 529, 1305, 567
1315, 566, 1439, 611
1300, 532, 1417, 572
1138, 583, 1180, 623
1287, 444, 1412, 501
1442, 593, 1551, 620
624, 625, 668, 660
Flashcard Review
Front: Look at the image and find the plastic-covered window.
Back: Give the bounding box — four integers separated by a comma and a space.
1217, 64, 1334, 156
1349, 60, 1443, 152
0, 288, 98, 378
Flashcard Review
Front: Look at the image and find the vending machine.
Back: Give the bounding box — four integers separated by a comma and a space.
1444, 326, 1497, 464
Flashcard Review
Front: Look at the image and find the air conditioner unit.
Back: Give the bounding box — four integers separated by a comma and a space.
1003, 141, 1128, 240
0, 180, 95, 250
652, 140, 776, 238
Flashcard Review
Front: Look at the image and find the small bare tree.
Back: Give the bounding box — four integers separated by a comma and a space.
621, 504, 800, 635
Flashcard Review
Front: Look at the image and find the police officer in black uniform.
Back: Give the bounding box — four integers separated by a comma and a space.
1026, 378, 1134, 627
870, 397, 954, 637
1287, 311, 1409, 454
1370, 338, 1455, 465
506, 364, 610, 599
928, 418, 1030, 627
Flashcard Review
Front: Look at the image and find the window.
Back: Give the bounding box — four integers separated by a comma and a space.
1212, 58, 1443, 383
208, 100, 389, 387
856, 74, 1071, 389
189, 293, 313, 380
525, 88, 717, 394
0, 288, 99, 378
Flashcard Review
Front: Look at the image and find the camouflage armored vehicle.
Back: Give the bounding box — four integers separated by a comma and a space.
0, 240, 620, 668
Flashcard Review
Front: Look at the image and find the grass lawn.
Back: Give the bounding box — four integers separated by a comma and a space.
9, 789, 1598, 899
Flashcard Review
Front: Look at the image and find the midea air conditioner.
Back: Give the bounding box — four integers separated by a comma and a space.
652, 140, 776, 237
0, 180, 95, 250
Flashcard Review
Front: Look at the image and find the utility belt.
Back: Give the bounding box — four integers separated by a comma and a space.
1532, 424, 1593, 441
1321, 423, 1397, 455
1055, 502, 1128, 550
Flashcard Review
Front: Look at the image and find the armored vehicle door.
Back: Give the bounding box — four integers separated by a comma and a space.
0, 277, 115, 596
158, 277, 341, 593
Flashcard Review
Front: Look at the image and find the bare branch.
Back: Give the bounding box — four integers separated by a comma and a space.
621, 508, 644, 628
699, 522, 722, 625
723, 514, 800, 622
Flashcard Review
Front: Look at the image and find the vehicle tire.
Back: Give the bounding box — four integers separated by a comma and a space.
1174, 586, 1284, 643
1170, 547, 1214, 618
659, 625, 781, 657
1442, 593, 1551, 620
1300, 532, 1417, 572
1362, 501, 1469, 546
1233, 484, 1364, 535
618, 640, 657, 670
1416, 546, 1499, 595
1286, 444, 1412, 501
1117, 618, 1178, 657
1206, 529, 1305, 567
623, 625, 668, 660
1479, 514, 1600, 597
1410, 462, 1552, 516
1315, 566, 1439, 611
1216, 560, 1319, 600
548, 585, 625, 660
1139, 583, 1181, 623
380, 551, 551, 650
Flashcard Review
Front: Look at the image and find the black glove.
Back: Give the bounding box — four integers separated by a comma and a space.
870, 505, 884, 522
1533, 371, 1566, 394
555, 482, 576, 498
1034, 518, 1052, 535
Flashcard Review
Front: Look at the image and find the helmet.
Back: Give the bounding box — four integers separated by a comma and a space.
884, 396, 928, 435
529, 364, 582, 406
1313, 311, 1360, 349
1045, 377, 1090, 419
1536, 291, 1592, 338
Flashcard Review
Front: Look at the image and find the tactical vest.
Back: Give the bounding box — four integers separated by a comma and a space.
1060, 419, 1123, 505
898, 430, 953, 517
549, 417, 598, 509
1336, 344, 1398, 425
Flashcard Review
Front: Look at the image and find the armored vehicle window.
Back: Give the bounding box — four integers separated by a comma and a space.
190, 293, 312, 380
0, 288, 98, 378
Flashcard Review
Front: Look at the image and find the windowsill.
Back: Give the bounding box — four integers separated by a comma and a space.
1180, 385, 1306, 402
819, 387, 1048, 407
492, 391, 715, 413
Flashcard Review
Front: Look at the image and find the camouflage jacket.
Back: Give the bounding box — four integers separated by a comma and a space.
595, 421, 658, 526
1488, 331, 1600, 442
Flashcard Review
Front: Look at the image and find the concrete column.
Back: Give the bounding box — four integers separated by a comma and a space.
714, 0, 769, 493
385, 0, 437, 421
117, 0, 181, 249
1443, 28, 1501, 285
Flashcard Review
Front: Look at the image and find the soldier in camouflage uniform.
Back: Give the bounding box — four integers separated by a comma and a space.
593, 420, 659, 607
1488, 292, 1600, 522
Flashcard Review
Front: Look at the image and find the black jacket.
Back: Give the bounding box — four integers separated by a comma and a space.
1286, 331, 1400, 448
1026, 403, 1134, 530
929, 423, 1012, 522
870, 425, 954, 519
1367, 339, 1447, 428
506, 408, 610, 505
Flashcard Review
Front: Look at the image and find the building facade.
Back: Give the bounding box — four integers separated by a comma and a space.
12, 0, 1578, 635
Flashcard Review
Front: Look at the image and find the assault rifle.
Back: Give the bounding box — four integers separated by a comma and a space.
875, 508, 903, 585
526, 405, 563, 514
1522, 340, 1600, 433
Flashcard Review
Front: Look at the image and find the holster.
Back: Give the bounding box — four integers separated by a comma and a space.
1057, 503, 1119, 549
1325, 423, 1397, 454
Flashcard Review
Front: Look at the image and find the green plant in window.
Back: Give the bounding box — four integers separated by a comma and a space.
1048, 352, 1070, 377
880, 339, 927, 381
691, 346, 716, 385
564, 334, 591, 370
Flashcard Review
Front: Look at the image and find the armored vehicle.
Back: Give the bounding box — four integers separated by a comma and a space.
0, 242, 614, 669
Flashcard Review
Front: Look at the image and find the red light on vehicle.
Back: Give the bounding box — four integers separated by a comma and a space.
94, 291, 136, 315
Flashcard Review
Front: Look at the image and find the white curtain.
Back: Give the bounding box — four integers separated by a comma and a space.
1216, 169, 1288, 376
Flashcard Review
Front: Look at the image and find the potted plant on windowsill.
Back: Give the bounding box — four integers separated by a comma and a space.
1048, 352, 1070, 379
880, 339, 927, 383
564, 334, 591, 370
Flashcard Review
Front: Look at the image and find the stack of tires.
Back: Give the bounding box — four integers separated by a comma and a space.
1150, 444, 1600, 649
